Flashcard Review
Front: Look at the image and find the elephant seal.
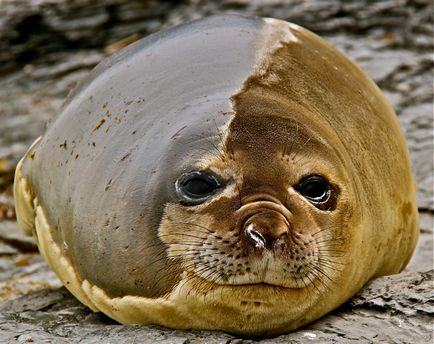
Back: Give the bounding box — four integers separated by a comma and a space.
14, 15, 419, 336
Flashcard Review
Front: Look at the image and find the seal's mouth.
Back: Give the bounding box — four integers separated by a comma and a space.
207, 273, 319, 289
215, 281, 298, 291
187, 269, 301, 292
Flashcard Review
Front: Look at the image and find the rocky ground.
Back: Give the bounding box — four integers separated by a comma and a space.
0, 0, 433, 343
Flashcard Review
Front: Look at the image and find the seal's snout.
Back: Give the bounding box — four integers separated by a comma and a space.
243, 211, 289, 250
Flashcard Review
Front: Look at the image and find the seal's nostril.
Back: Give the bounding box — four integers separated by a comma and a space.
245, 224, 266, 249
242, 210, 290, 250
244, 219, 290, 250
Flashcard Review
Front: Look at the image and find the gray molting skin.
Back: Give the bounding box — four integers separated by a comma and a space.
16, 14, 419, 336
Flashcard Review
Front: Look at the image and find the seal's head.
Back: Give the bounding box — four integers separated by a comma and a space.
14, 15, 418, 336
163, 111, 349, 290
155, 17, 418, 335
158, 95, 355, 335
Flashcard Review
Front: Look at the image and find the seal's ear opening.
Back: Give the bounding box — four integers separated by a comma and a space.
175, 171, 223, 205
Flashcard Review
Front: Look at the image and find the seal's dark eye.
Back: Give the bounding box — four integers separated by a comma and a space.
297, 175, 331, 204
175, 171, 222, 205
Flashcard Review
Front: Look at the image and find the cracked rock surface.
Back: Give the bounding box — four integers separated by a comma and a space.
0, 0, 433, 343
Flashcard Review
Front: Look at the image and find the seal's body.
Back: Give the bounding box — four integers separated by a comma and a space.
14, 15, 418, 336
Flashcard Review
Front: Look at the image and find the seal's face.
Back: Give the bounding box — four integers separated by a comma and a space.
159, 95, 354, 314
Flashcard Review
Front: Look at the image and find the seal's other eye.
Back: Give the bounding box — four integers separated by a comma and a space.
296, 175, 331, 205
176, 171, 222, 205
